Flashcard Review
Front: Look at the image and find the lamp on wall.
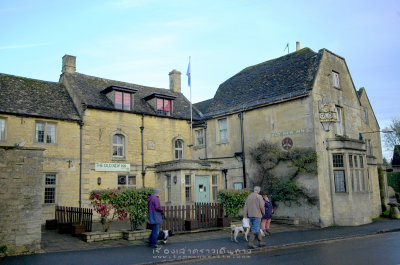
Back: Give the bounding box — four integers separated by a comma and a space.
234, 152, 243, 161
97, 177, 101, 185
173, 176, 177, 185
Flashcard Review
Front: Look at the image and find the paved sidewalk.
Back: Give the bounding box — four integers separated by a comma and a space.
1, 219, 399, 265
40, 220, 316, 253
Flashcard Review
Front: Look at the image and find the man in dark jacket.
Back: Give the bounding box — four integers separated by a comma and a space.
147, 188, 164, 248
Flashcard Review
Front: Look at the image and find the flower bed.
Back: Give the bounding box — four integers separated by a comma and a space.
81, 229, 151, 242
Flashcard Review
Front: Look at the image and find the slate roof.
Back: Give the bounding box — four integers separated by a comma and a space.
392, 145, 400, 167
197, 48, 322, 117
193, 98, 213, 114
62, 72, 201, 120
0, 73, 80, 121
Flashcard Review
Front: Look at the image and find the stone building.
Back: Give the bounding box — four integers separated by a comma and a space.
0, 45, 387, 227
193, 46, 386, 227
0, 56, 223, 223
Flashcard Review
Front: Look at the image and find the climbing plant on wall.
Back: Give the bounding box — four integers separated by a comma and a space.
249, 140, 318, 207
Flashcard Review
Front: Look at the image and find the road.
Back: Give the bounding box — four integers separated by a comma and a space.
172, 232, 400, 265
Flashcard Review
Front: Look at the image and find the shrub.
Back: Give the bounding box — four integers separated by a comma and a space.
89, 189, 128, 232
90, 187, 153, 231
113, 187, 153, 231
217, 189, 250, 217
249, 140, 318, 207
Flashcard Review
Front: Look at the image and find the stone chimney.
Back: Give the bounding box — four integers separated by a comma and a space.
296, 41, 300, 51
169, 69, 181, 93
62, 55, 76, 74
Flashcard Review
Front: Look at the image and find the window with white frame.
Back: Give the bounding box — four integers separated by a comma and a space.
349, 154, 366, 192
44, 174, 56, 204
212, 175, 218, 201
118, 175, 136, 187
195, 129, 204, 147
332, 71, 340, 88
0, 118, 5, 141
174, 139, 184, 160
333, 154, 346, 192
233, 182, 243, 190
217, 118, 228, 143
185, 174, 192, 202
35, 122, 56, 143
335, 107, 343, 135
113, 134, 125, 158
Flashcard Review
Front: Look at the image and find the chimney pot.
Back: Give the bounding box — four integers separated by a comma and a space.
62, 55, 76, 74
296, 42, 300, 51
169, 69, 181, 93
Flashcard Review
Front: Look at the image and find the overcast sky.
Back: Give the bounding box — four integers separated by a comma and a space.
1, 0, 399, 159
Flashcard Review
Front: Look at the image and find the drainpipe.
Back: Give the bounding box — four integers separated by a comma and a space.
79, 121, 83, 208
238, 112, 247, 188
204, 122, 208, 160
140, 114, 146, 187
326, 144, 336, 225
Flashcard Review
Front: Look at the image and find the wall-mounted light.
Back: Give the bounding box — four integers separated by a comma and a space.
173, 176, 177, 185
234, 152, 243, 161
97, 177, 101, 185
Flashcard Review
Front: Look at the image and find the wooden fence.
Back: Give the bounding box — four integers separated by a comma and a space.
161, 203, 224, 233
55, 206, 93, 232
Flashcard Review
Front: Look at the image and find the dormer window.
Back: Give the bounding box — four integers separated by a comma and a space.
157, 98, 171, 115
101, 85, 138, 111
143, 93, 176, 116
115, 91, 131, 110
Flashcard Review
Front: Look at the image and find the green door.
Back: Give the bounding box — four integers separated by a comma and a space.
195, 176, 210, 203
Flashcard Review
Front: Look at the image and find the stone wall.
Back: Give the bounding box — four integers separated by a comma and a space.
0, 146, 44, 254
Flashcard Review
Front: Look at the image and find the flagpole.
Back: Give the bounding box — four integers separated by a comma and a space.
189, 56, 193, 147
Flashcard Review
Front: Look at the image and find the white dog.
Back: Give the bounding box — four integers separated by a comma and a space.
230, 218, 265, 243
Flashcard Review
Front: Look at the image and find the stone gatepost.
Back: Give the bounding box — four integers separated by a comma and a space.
0, 146, 44, 255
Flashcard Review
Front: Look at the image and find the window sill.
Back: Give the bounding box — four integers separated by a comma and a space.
112, 157, 126, 161
216, 141, 229, 145
193, 145, 205, 150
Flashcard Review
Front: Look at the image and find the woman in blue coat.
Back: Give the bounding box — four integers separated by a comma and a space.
261, 191, 274, 235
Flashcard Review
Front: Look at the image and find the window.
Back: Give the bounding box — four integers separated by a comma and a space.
233, 182, 243, 190
157, 98, 171, 116
195, 129, 204, 147
0, 118, 5, 141
44, 174, 56, 204
185, 174, 192, 202
349, 154, 366, 192
212, 175, 218, 201
113, 134, 125, 158
217, 118, 228, 143
118, 175, 136, 187
335, 107, 343, 135
115, 91, 132, 110
367, 140, 373, 156
333, 154, 346, 192
174, 139, 184, 160
332, 71, 340, 88
35, 122, 56, 143
363, 108, 369, 125
166, 175, 172, 202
